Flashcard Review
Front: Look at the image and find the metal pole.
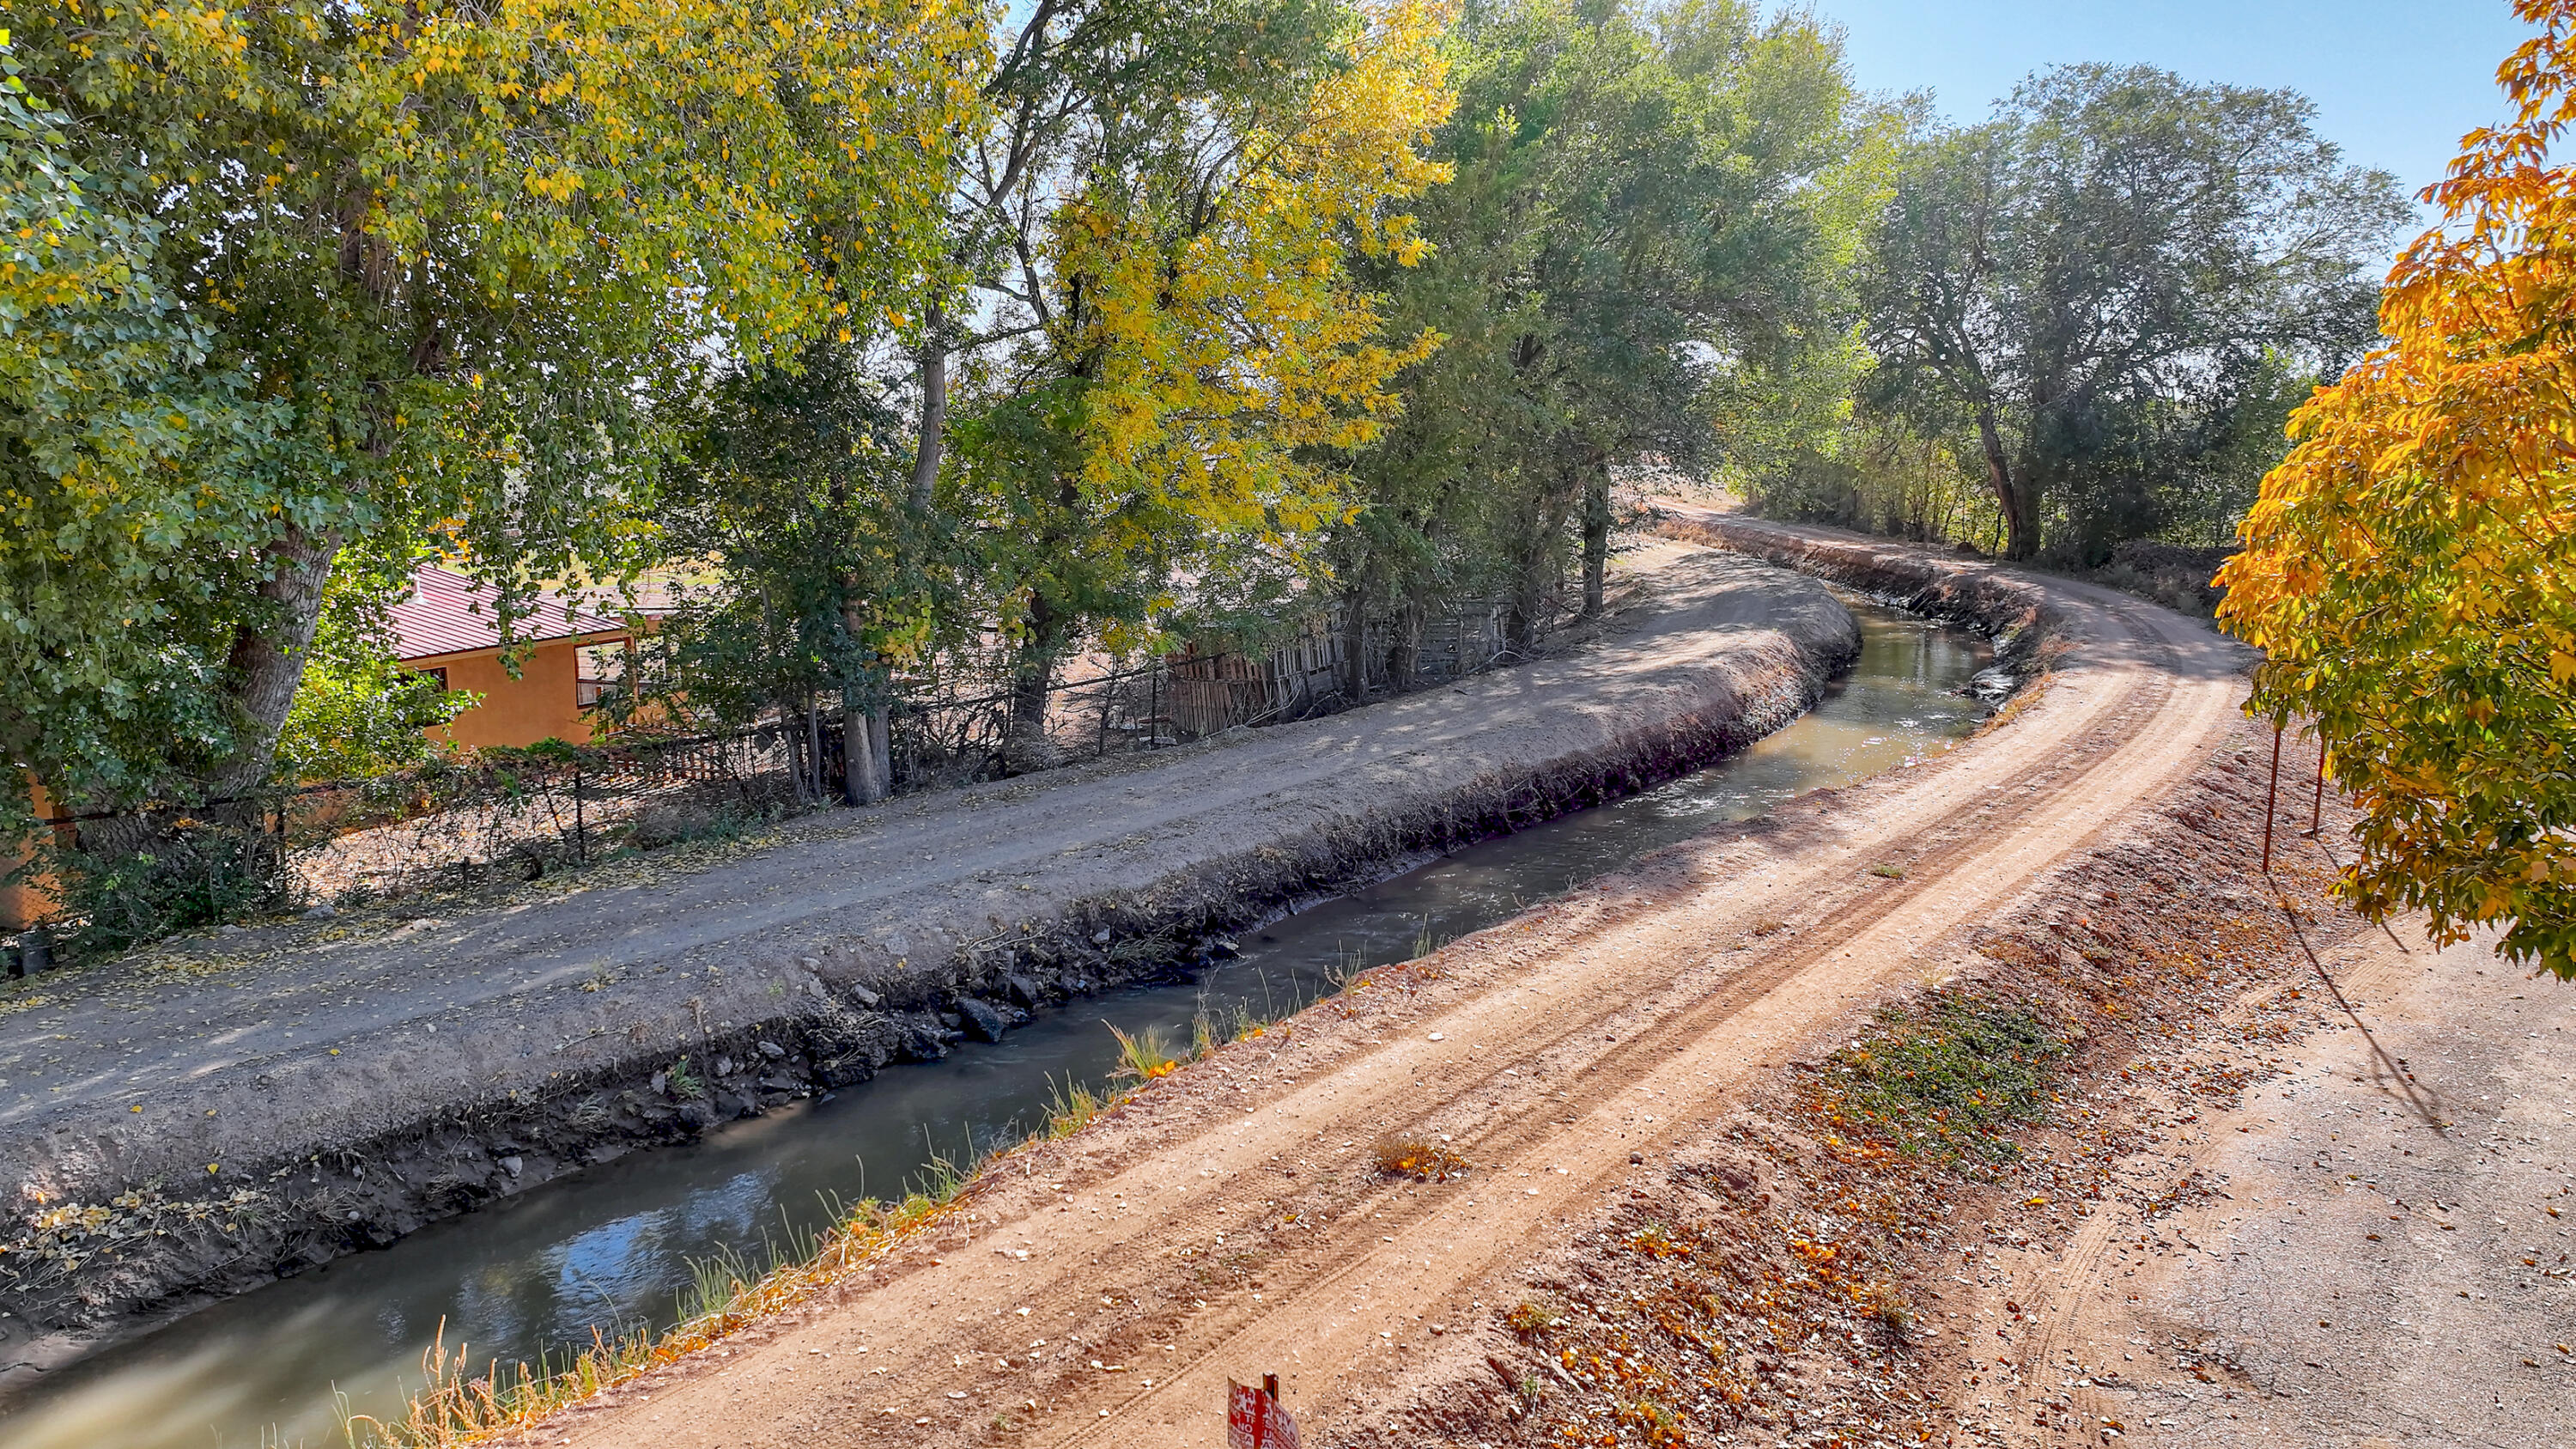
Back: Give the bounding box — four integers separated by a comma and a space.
574, 764, 586, 862
2261, 719, 2283, 874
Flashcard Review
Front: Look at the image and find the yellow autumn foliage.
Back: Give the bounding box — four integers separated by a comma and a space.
1046, 0, 1456, 569
2217, 0, 2576, 975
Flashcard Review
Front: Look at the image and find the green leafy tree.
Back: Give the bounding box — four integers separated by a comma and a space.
1, 0, 980, 835
639, 338, 929, 801
1340, 0, 1872, 664
1858, 64, 2408, 560
0, 26, 266, 831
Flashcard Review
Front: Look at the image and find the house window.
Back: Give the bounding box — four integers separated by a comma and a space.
576, 642, 629, 709
418, 667, 449, 691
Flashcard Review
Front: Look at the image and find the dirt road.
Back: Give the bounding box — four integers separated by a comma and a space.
535, 519, 2254, 1447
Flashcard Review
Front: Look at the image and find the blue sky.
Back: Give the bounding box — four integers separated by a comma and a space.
1810, 0, 2538, 222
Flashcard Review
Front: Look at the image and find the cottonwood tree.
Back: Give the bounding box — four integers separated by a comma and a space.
1338, 0, 1870, 666
2219, 0, 2576, 978
1, 31, 262, 830
0, 0, 978, 837
1861, 64, 2407, 560
914, 0, 1453, 768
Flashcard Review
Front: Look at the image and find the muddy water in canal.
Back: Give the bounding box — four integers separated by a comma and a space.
2, 603, 1986, 1448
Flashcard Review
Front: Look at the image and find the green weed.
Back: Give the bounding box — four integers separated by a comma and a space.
1107, 1021, 1180, 1082
665, 1056, 703, 1099
1042, 1075, 1107, 1137
1816, 995, 2066, 1163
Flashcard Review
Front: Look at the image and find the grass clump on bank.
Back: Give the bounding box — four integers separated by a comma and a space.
1810, 994, 2066, 1165
1108, 1021, 1181, 1081
343, 1182, 963, 1448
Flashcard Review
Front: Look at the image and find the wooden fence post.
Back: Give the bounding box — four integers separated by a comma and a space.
2308, 738, 2325, 837
2260, 719, 2283, 874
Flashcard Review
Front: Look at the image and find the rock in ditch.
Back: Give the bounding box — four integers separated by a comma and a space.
1002, 974, 1046, 1008
500, 1155, 523, 1178
848, 983, 884, 1008
955, 997, 1011, 1043
756, 1038, 787, 1060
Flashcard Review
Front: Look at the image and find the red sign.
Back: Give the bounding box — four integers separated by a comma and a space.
1226, 1377, 1301, 1449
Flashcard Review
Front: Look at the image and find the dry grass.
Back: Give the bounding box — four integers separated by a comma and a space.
1372, 1133, 1470, 1182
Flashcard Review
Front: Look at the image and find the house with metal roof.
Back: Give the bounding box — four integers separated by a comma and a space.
393, 564, 635, 750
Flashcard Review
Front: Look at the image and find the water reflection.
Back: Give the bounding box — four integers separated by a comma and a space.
0, 605, 1984, 1449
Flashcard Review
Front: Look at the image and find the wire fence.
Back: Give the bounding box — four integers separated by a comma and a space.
15, 593, 1560, 928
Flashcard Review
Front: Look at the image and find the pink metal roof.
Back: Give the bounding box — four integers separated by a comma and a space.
391, 564, 626, 661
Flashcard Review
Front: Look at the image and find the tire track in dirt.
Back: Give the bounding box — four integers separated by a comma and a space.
1976, 890, 2523, 1449
548, 545, 2251, 1449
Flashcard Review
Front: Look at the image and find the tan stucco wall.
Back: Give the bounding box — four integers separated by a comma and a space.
419, 636, 621, 751
3, 777, 64, 932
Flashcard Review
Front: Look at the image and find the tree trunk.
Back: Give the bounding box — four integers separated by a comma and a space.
1386, 595, 1423, 691
1340, 561, 1375, 704
1005, 594, 1060, 776
1580, 452, 1611, 618
1971, 404, 2035, 560
1506, 484, 1573, 658
909, 315, 948, 513
840, 678, 892, 806
210, 525, 339, 799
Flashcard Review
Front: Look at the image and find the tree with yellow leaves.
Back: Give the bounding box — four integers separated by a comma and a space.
2217, 0, 2576, 977
941, 0, 1455, 764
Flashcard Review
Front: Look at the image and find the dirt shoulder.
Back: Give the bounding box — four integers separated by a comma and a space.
524, 524, 2253, 1447
0, 548, 1856, 1358
1989, 914, 2576, 1449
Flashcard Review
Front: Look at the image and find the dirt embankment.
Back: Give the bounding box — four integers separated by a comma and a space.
0, 550, 1856, 1365
521, 521, 2257, 1449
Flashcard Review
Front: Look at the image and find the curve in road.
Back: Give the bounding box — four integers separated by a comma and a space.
542, 521, 2254, 1448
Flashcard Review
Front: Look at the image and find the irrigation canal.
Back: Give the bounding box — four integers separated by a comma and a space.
1, 600, 1988, 1449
